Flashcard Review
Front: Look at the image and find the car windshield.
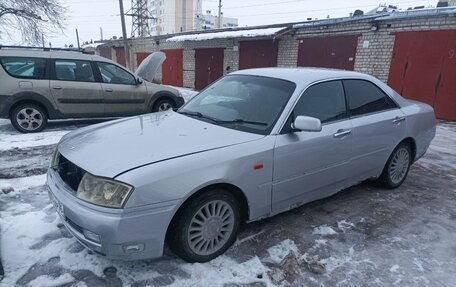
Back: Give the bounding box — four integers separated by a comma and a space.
179, 75, 296, 135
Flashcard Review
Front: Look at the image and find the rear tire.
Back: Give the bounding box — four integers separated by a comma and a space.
10, 103, 48, 133
167, 190, 241, 263
377, 143, 412, 189
152, 98, 175, 112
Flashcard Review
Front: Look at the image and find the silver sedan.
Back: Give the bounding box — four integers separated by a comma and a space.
47, 68, 436, 262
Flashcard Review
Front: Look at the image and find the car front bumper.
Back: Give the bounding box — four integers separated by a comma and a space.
46, 168, 177, 261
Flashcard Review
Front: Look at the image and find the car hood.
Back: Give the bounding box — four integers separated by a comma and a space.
57, 112, 263, 178
135, 51, 166, 82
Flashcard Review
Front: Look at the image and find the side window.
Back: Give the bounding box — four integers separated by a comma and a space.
294, 80, 347, 124
0, 57, 46, 79
97, 62, 136, 85
343, 80, 397, 117
55, 60, 95, 82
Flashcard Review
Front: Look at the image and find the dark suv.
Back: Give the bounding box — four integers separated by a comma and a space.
0, 49, 184, 133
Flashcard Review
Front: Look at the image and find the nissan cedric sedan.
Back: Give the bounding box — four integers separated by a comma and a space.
47, 68, 436, 262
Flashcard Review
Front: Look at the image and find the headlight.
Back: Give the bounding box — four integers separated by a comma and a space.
76, 173, 133, 208
50, 149, 59, 169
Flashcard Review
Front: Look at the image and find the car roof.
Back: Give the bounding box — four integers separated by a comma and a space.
0, 49, 114, 63
231, 67, 375, 86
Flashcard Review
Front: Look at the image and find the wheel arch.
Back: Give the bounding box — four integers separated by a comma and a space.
8, 92, 59, 119
400, 137, 417, 162
165, 182, 250, 243
150, 92, 177, 111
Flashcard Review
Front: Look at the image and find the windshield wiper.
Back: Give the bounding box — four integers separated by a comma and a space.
178, 111, 267, 127
217, 119, 268, 126
177, 111, 219, 123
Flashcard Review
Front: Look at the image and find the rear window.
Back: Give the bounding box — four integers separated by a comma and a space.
0, 57, 47, 79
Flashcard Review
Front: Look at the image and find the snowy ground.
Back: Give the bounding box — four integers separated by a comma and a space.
0, 109, 455, 286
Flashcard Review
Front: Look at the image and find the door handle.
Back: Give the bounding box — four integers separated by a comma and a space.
52, 86, 62, 90
105, 88, 114, 92
392, 116, 405, 124
333, 129, 352, 138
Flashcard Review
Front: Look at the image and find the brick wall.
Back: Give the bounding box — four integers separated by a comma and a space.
105, 12, 456, 89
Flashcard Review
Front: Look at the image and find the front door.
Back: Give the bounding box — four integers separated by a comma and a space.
272, 80, 352, 214
96, 62, 147, 116
49, 59, 104, 116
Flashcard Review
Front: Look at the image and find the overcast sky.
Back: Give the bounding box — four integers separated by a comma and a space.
2, 0, 436, 47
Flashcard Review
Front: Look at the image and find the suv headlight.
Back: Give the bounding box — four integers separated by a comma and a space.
76, 173, 133, 208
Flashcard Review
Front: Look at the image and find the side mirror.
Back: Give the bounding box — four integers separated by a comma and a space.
291, 115, 322, 132
136, 77, 143, 85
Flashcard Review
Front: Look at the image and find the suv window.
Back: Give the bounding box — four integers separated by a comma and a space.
55, 60, 95, 82
97, 62, 136, 85
294, 80, 347, 123
343, 79, 397, 116
0, 57, 46, 79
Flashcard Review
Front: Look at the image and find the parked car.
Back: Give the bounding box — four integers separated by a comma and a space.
47, 68, 436, 262
0, 49, 184, 133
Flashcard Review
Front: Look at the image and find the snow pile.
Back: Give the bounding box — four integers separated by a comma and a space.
312, 225, 337, 236
267, 239, 299, 263
0, 130, 69, 151
166, 27, 286, 42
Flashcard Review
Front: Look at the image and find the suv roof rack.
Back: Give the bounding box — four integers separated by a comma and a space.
0, 45, 86, 53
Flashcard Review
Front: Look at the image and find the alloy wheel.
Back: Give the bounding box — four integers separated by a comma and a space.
187, 200, 235, 256
16, 107, 44, 131
389, 147, 410, 185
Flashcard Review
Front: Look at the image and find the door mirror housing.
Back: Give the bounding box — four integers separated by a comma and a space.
292, 116, 322, 132
136, 77, 143, 85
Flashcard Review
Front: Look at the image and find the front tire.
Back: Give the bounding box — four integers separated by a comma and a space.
168, 190, 241, 263
152, 98, 175, 112
10, 103, 48, 133
378, 143, 412, 189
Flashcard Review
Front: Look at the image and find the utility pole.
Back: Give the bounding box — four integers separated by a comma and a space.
119, 0, 131, 69
75, 29, 80, 50
218, 0, 222, 29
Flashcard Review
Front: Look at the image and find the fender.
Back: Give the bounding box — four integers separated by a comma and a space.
147, 91, 184, 111
0, 91, 62, 119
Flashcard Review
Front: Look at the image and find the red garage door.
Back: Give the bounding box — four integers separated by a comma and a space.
136, 52, 150, 67
162, 49, 183, 87
239, 39, 278, 69
297, 35, 359, 70
388, 30, 456, 120
195, 48, 224, 91
114, 47, 126, 67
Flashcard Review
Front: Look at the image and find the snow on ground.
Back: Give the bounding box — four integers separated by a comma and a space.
0, 130, 70, 151
0, 118, 455, 286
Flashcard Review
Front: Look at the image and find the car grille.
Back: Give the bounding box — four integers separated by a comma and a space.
57, 154, 86, 192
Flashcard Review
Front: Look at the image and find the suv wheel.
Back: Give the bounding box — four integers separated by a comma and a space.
152, 98, 175, 112
11, 103, 48, 133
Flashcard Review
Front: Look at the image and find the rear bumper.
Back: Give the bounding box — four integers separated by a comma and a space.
46, 168, 176, 261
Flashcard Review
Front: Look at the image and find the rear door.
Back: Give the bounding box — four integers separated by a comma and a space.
272, 80, 352, 213
49, 59, 104, 116
96, 62, 148, 116
343, 79, 406, 180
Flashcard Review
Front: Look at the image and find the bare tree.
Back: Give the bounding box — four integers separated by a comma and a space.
0, 0, 66, 44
